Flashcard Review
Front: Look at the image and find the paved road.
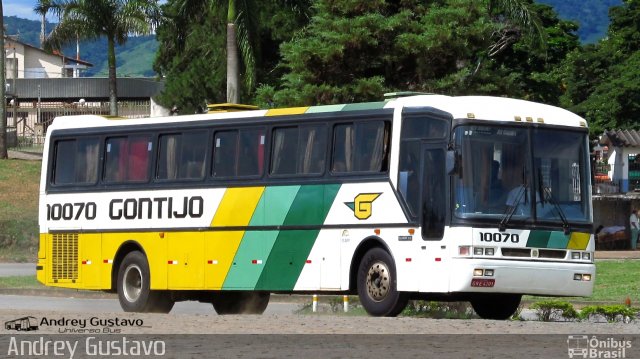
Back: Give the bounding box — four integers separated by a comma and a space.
0, 263, 35, 277
0, 294, 298, 315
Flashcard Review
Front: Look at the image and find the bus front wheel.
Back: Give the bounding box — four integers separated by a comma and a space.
357, 247, 408, 317
117, 251, 174, 313
211, 292, 270, 314
470, 294, 522, 320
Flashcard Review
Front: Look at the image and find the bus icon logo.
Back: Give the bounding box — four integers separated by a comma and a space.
567, 335, 589, 358
5, 317, 39, 331
345, 193, 381, 220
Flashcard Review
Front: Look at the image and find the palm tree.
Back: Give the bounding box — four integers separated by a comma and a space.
486, 0, 546, 56
36, 0, 160, 115
176, 0, 258, 104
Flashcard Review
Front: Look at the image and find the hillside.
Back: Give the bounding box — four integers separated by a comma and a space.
537, 0, 623, 43
1, 1, 624, 76
3, 15, 157, 77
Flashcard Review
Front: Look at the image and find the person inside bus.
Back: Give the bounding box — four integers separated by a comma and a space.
489, 160, 504, 204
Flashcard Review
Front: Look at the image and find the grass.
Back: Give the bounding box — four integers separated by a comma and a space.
526, 260, 640, 306
0, 159, 41, 262
0, 275, 41, 289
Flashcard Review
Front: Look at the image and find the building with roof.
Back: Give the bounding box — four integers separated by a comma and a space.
4, 36, 92, 79
598, 129, 640, 193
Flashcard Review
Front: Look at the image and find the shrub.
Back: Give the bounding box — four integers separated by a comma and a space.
530, 300, 578, 321
580, 305, 638, 323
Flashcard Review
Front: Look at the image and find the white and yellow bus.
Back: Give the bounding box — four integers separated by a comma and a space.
37, 94, 594, 319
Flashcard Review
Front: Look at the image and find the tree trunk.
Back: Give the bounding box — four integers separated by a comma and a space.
107, 36, 118, 116
226, 23, 239, 104
41, 14, 46, 48
0, 2, 8, 159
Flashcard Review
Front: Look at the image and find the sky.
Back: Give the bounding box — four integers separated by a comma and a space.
4, 0, 53, 21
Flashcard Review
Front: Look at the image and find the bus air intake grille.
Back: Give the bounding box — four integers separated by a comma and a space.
500, 248, 531, 257
51, 233, 78, 281
538, 249, 567, 259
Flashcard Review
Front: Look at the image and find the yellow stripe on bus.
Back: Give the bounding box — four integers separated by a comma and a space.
211, 187, 265, 227
567, 232, 590, 250
206, 187, 265, 288
265, 107, 309, 116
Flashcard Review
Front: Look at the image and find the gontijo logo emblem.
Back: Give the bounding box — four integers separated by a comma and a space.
345, 193, 381, 220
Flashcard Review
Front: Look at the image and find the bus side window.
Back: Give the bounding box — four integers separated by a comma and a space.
271, 127, 298, 175
158, 131, 207, 181
298, 125, 327, 174
332, 121, 388, 174
238, 128, 264, 177
212, 131, 238, 178
104, 135, 151, 183
52, 138, 99, 185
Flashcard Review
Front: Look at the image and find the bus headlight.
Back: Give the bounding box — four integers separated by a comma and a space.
474, 247, 484, 255
485, 248, 495, 256
571, 252, 581, 260
582, 252, 591, 260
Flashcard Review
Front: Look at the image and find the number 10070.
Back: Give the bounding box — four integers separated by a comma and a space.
479, 232, 519, 243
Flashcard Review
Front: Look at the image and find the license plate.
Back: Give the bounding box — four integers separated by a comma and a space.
471, 278, 495, 287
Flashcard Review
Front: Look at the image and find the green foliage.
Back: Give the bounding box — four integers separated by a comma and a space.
560, 0, 640, 137
259, 0, 578, 107
580, 305, 638, 322
530, 300, 579, 321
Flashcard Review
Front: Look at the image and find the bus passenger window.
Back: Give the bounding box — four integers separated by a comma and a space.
158, 131, 207, 180
271, 127, 298, 175
238, 129, 264, 177
52, 138, 99, 185
271, 125, 326, 176
332, 121, 388, 174
104, 135, 151, 183
298, 125, 326, 174
212, 131, 238, 178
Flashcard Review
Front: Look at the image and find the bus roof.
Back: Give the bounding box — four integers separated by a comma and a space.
46, 95, 586, 132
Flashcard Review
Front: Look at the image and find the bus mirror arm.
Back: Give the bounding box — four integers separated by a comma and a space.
446, 150, 459, 175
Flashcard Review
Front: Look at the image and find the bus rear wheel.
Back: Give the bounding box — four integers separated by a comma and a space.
470, 294, 521, 320
211, 292, 270, 314
357, 247, 408, 317
117, 251, 174, 313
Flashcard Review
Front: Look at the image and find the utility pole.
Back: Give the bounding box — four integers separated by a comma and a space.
0, 1, 8, 159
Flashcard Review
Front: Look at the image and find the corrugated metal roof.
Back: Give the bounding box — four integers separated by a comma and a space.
600, 129, 640, 147
7, 78, 164, 101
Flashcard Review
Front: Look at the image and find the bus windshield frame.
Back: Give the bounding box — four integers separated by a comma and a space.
451, 123, 591, 229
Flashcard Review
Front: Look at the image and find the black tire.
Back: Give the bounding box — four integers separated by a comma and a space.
117, 251, 174, 313
470, 294, 522, 320
357, 247, 408, 317
212, 291, 270, 314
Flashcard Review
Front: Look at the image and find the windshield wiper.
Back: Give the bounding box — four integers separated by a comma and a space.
499, 184, 527, 232
538, 169, 571, 234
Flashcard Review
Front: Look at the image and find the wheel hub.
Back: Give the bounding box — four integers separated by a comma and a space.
366, 261, 390, 301
123, 264, 143, 303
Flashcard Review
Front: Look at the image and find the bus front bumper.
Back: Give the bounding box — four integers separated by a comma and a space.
447, 258, 595, 297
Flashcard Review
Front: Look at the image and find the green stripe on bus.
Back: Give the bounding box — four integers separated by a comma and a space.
256, 184, 340, 290
305, 104, 346, 113
223, 186, 301, 289
526, 231, 550, 248
547, 231, 570, 249
341, 102, 387, 111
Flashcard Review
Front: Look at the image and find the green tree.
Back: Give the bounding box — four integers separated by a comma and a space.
171, 0, 261, 104
154, 0, 310, 111
37, 0, 160, 115
257, 0, 546, 107
560, 0, 640, 136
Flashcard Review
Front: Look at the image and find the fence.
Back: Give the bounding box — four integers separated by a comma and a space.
6, 100, 151, 148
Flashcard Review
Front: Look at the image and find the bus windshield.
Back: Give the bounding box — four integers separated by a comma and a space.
452, 125, 590, 225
